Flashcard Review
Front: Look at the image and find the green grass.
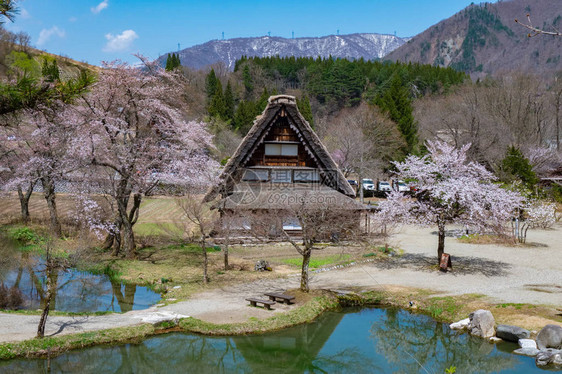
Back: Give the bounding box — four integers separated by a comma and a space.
134, 222, 183, 237
0, 324, 156, 360
281, 254, 351, 269
426, 296, 463, 321
82, 262, 122, 280
163, 243, 221, 253
495, 303, 536, 310
363, 246, 396, 257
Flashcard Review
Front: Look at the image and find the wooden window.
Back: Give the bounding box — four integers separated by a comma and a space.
242, 169, 269, 181
294, 169, 319, 182
271, 169, 292, 183
265, 143, 298, 156
283, 217, 302, 230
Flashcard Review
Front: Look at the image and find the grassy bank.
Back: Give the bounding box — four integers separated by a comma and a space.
0, 290, 381, 361
2, 286, 560, 361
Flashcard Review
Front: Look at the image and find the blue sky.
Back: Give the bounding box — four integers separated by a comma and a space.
5, 1, 494, 66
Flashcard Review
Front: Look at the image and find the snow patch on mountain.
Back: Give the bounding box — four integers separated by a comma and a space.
157, 33, 408, 70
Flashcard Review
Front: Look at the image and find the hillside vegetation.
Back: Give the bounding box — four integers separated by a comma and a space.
386, 0, 562, 77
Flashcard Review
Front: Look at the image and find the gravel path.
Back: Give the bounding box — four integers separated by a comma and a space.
1, 223, 560, 343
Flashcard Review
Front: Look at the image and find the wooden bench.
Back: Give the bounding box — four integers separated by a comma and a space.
246, 298, 275, 310
264, 292, 295, 305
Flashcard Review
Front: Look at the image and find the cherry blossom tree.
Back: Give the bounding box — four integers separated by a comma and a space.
377, 140, 523, 263
0, 125, 35, 222
73, 58, 218, 258
1, 105, 80, 235
1, 57, 93, 230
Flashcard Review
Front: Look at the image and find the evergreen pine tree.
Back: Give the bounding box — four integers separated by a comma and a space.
501, 146, 538, 188
165, 54, 172, 71
376, 74, 418, 155
208, 80, 225, 118
296, 94, 314, 128
224, 80, 235, 124
205, 69, 219, 102
165, 53, 181, 71
234, 100, 256, 135
256, 87, 269, 114
242, 65, 253, 96
171, 53, 181, 69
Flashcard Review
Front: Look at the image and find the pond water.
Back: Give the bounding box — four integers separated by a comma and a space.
0, 238, 161, 313
1, 308, 543, 373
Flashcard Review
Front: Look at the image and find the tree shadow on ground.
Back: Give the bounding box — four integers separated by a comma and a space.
371, 253, 512, 277
47, 316, 89, 336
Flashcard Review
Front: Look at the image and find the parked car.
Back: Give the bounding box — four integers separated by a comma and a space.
392, 179, 409, 192
361, 178, 375, 191
347, 179, 358, 189
377, 181, 392, 192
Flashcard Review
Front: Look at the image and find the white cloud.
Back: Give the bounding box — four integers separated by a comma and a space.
37, 26, 66, 46
20, 8, 30, 19
91, 0, 108, 14
103, 29, 138, 52
69, 16, 77, 23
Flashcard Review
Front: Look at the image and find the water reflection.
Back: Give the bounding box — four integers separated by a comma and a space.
0, 237, 160, 313
0, 308, 542, 374
370, 308, 522, 373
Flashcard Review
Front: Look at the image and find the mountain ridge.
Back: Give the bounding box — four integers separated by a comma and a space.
157, 33, 409, 70
385, 0, 562, 76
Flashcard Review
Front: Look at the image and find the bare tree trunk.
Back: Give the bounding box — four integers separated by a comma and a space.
102, 214, 121, 251
17, 182, 34, 223
554, 89, 562, 152
122, 193, 142, 259
121, 220, 136, 259
223, 218, 230, 271
41, 177, 62, 237
202, 240, 208, 284
300, 247, 312, 292
37, 265, 57, 338
437, 220, 445, 264
111, 228, 122, 257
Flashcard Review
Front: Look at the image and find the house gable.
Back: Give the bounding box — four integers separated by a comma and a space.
205, 95, 355, 203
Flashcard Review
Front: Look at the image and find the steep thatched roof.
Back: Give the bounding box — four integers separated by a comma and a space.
205, 95, 355, 202
213, 182, 366, 211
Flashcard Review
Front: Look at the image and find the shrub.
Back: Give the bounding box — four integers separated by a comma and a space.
0, 285, 24, 309
9, 227, 38, 245
525, 200, 557, 229
500, 146, 538, 188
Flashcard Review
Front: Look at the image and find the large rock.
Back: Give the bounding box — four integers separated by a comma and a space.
535, 348, 562, 367
519, 339, 537, 349
131, 311, 190, 325
536, 324, 562, 350
449, 318, 470, 330
513, 347, 539, 357
468, 310, 495, 338
496, 324, 530, 342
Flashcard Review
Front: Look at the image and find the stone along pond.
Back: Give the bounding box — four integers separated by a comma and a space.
1, 308, 544, 373
0, 237, 161, 313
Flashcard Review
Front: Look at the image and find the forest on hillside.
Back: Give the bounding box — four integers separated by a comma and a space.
166, 52, 562, 200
